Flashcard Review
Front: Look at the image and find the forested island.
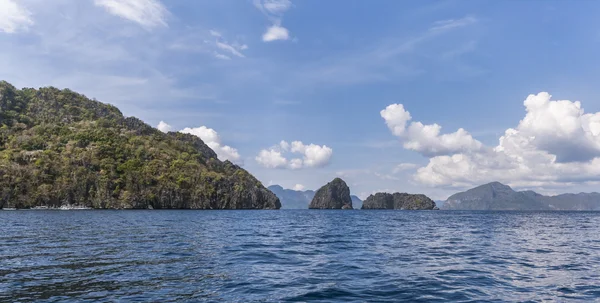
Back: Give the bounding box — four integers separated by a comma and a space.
0, 81, 280, 209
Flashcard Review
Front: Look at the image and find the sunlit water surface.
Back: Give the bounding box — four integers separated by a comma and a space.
1, 210, 600, 302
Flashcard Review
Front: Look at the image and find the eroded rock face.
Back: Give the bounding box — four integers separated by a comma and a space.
361, 192, 436, 210
309, 178, 353, 209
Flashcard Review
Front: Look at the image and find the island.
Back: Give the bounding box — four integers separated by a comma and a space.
442, 181, 600, 210
308, 178, 353, 209
0, 81, 280, 210
268, 184, 363, 209
361, 192, 437, 210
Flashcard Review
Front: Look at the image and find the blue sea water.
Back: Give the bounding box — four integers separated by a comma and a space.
1, 210, 600, 302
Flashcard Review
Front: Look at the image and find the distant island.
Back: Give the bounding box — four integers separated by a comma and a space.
362, 192, 437, 210
268, 184, 362, 209
0, 81, 280, 210
443, 181, 600, 210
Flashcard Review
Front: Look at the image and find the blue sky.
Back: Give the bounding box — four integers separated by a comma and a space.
2, 0, 600, 199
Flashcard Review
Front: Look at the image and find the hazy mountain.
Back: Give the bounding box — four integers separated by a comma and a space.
268, 184, 362, 209
443, 181, 600, 210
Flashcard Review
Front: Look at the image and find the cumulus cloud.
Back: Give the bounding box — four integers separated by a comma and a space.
293, 184, 305, 191
157, 122, 241, 164
262, 25, 289, 42
0, 0, 33, 33
157, 121, 172, 133
94, 0, 168, 29
256, 149, 288, 168
399, 92, 600, 189
256, 140, 333, 169
381, 103, 482, 157
180, 126, 242, 164
254, 0, 292, 42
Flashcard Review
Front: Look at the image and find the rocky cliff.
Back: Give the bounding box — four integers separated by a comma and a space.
0, 81, 280, 209
308, 178, 353, 209
361, 192, 436, 210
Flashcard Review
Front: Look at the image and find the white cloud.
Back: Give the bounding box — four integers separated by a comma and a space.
254, 0, 292, 42
157, 121, 172, 133
289, 158, 303, 169
406, 92, 600, 189
256, 140, 333, 169
262, 25, 289, 42
158, 122, 242, 161
216, 41, 245, 58
179, 126, 242, 164
381, 103, 482, 157
94, 0, 168, 29
279, 140, 290, 151
0, 0, 33, 33
295, 141, 333, 167
256, 149, 288, 168
293, 183, 305, 191
171, 30, 247, 61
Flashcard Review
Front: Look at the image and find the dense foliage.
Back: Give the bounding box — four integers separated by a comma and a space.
0, 81, 280, 209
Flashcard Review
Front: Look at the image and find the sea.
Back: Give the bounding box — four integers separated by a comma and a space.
1, 210, 599, 302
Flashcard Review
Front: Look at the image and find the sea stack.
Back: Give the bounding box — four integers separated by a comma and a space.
309, 178, 353, 209
361, 192, 436, 210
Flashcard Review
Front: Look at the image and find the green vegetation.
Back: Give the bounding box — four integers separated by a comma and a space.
0, 81, 280, 209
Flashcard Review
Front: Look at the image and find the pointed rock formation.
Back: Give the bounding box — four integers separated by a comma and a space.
309, 178, 353, 209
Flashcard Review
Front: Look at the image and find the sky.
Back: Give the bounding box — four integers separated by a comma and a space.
2, 0, 600, 200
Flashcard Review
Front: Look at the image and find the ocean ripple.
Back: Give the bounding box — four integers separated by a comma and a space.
1, 210, 599, 302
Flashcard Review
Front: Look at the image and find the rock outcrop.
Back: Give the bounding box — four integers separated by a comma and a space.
361, 192, 436, 210
268, 184, 362, 209
308, 178, 353, 209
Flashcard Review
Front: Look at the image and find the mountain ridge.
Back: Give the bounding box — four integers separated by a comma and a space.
443, 182, 600, 210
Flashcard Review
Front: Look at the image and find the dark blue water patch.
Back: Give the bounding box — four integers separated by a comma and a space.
1, 210, 600, 302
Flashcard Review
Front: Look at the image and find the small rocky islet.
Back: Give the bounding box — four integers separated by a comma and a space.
361, 192, 437, 210
305, 177, 438, 210
308, 178, 354, 209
